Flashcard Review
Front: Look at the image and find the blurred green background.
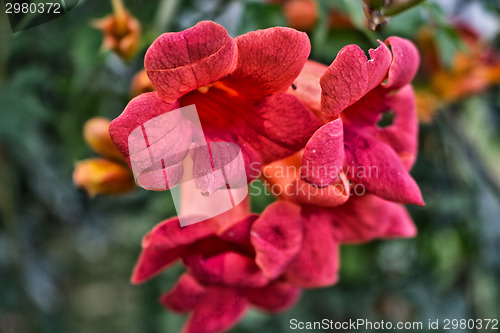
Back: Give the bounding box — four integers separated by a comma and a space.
1, 0, 500, 332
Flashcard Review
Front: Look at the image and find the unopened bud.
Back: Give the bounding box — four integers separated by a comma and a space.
73, 158, 135, 197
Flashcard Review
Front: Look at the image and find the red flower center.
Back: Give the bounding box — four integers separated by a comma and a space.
180, 80, 253, 130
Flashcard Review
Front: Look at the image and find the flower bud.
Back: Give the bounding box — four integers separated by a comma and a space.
83, 117, 123, 160
283, 0, 318, 31
93, 0, 141, 60
73, 158, 135, 197
130, 69, 155, 97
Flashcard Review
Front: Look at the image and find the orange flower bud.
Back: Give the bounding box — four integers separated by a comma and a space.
328, 11, 356, 30
83, 117, 123, 160
73, 158, 135, 197
93, 0, 141, 60
130, 69, 155, 97
283, 0, 318, 31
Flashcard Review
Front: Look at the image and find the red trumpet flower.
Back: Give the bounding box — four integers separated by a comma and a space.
109, 21, 321, 194
288, 37, 424, 206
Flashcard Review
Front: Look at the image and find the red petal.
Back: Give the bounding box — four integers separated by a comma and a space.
225, 27, 310, 98
285, 208, 339, 287
130, 217, 220, 283
184, 250, 269, 288
320, 41, 392, 121
375, 85, 418, 170
218, 214, 258, 244
250, 201, 303, 279
145, 21, 237, 102
183, 287, 247, 333
109, 92, 181, 167
252, 93, 321, 156
343, 127, 424, 205
191, 93, 319, 174
244, 280, 302, 312
288, 60, 328, 118
160, 273, 206, 312
341, 85, 419, 170
382, 203, 417, 238
131, 246, 186, 284
332, 194, 393, 243
143, 217, 219, 250
383, 37, 420, 90
334, 194, 417, 242
240, 93, 321, 164
301, 118, 344, 187
337, 86, 387, 127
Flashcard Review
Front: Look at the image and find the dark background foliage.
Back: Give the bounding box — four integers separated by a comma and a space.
0, 0, 499, 332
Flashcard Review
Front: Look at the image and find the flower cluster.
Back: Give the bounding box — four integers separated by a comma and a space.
109, 21, 423, 333
416, 22, 500, 122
